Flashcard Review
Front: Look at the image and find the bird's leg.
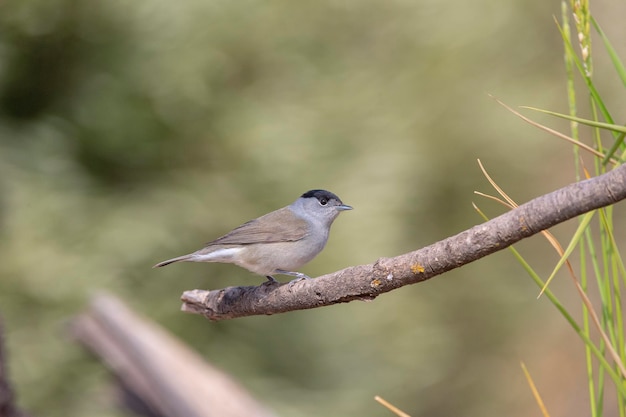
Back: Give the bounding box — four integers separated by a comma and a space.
264, 275, 279, 284
277, 270, 312, 290
276, 270, 311, 281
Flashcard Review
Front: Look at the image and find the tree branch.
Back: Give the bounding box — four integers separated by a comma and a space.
181, 164, 626, 321
70, 293, 276, 417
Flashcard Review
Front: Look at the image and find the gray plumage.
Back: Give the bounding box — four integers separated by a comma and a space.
153, 189, 352, 282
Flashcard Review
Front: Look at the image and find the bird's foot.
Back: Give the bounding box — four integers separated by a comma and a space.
277, 270, 311, 280
276, 270, 311, 290
263, 275, 279, 286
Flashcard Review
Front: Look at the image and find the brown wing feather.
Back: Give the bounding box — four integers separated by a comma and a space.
207, 207, 309, 245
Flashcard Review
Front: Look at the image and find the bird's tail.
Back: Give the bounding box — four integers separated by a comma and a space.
152, 255, 193, 268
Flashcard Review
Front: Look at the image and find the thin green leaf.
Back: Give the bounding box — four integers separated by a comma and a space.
474, 203, 626, 394
591, 16, 626, 86
541, 211, 596, 292
522, 107, 626, 135
554, 19, 615, 127
602, 132, 626, 166
509, 242, 626, 394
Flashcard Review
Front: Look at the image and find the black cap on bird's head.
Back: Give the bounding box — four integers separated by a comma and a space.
300, 189, 352, 211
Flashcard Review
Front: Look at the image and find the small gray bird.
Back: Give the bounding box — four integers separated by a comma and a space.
153, 189, 352, 282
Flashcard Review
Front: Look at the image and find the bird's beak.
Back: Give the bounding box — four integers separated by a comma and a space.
337, 204, 353, 211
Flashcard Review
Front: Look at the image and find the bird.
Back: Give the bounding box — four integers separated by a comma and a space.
153, 189, 352, 283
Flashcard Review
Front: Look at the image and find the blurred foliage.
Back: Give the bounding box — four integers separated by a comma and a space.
0, 0, 624, 417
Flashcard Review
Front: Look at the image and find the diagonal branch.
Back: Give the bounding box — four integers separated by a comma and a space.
181, 164, 626, 322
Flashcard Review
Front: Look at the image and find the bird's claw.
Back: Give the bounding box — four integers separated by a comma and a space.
287, 274, 311, 290
263, 276, 279, 286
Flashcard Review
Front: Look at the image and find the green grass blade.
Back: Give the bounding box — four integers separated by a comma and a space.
554, 19, 615, 127
602, 132, 626, 166
579, 231, 596, 417
561, 0, 579, 154
475, 205, 626, 394
508, 243, 626, 395
522, 107, 626, 135
591, 16, 626, 86
541, 211, 595, 292
598, 209, 626, 285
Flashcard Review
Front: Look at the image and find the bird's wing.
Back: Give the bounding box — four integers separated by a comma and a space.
206, 207, 309, 245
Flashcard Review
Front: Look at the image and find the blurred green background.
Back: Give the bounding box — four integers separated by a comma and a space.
1, 1, 625, 416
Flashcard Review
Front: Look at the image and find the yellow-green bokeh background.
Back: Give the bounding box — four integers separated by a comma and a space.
1, 1, 625, 416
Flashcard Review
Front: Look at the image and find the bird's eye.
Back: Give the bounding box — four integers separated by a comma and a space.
319, 198, 328, 206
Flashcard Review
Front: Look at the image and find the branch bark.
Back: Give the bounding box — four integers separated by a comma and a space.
181, 164, 626, 321
69, 294, 275, 417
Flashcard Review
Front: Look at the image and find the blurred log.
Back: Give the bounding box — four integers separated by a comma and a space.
181, 163, 626, 321
69, 294, 275, 417
0, 318, 31, 417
